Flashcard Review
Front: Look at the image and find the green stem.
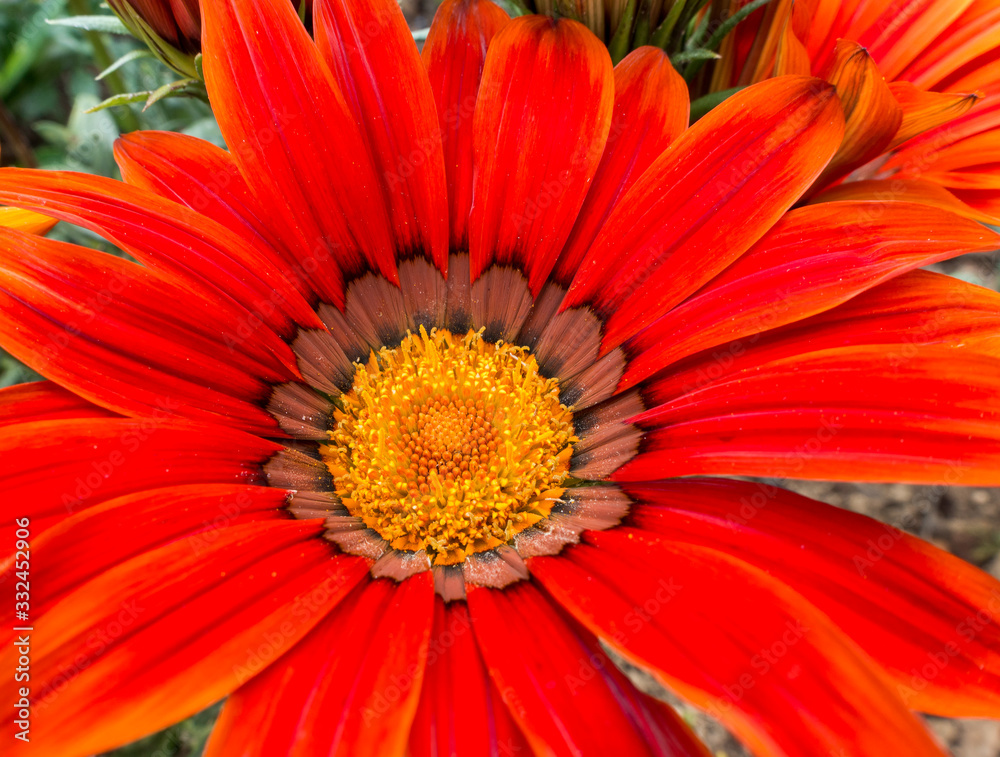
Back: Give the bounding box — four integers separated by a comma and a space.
67, 0, 141, 132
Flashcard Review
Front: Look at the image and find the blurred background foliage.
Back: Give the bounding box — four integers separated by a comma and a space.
0, 0, 221, 389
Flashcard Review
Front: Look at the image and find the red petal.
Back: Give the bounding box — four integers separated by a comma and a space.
553, 46, 689, 284
645, 268, 1000, 398
0, 230, 293, 435
205, 574, 434, 757
468, 581, 711, 756
409, 599, 533, 757
114, 131, 326, 305
2, 519, 367, 756
202, 0, 398, 306
314, 0, 448, 273
0, 381, 115, 424
469, 15, 614, 295
898, 3, 1000, 89
624, 478, 1000, 717
562, 76, 845, 352
0, 417, 278, 531
422, 0, 510, 252
12, 484, 290, 618
0, 169, 321, 338
622, 346, 1000, 485
531, 533, 946, 757
621, 201, 1000, 389
857, 0, 975, 81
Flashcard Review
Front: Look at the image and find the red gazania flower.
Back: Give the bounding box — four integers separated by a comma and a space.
3, 0, 1000, 755
710, 0, 1000, 219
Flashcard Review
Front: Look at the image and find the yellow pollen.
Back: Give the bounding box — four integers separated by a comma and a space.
321, 327, 576, 565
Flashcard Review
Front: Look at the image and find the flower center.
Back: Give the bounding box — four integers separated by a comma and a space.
321, 327, 576, 565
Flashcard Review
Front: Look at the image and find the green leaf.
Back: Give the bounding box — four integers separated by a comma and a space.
96, 49, 152, 80
689, 85, 746, 121
670, 49, 721, 65
144, 78, 200, 110
84, 90, 150, 113
683, 0, 772, 79
46, 15, 131, 35
700, 0, 772, 53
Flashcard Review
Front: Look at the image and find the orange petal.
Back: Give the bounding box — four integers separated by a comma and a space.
409, 599, 533, 757
201, 0, 398, 306
421, 0, 510, 252
114, 131, 328, 305
621, 200, 1000, 389
642, 269, 1000, 403
813, 40, 902, 190
204, 575, 434, 757
314, 0, 449, 274
809, 177, 1000, 224
532, 535, 947, 757
563, 76, 844, 353
1, 519, 367, 756
468, 581, 713, 756
626, 479, 1000, 717
856, 0, 976, 81
0, 206, 56, 235
888, 81, 980, 149
469, 15, 614, 296
553, 46, 689, 284
898, 1, 1000, 89
622, 346, 1000, 486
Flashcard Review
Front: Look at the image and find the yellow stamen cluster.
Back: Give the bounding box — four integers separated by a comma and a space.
322, 327, 576, 565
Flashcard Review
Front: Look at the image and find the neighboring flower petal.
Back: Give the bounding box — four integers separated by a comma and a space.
422, 0, 510, 252
621, 201, 1000, 389
553, 46, 689, 284
644, 269, 1000, 402
468, 581, 711, 756
622, 346, 1000, 485
0, 418, 278, 534
0, 519, 366, 757
813, 40, 902, 189
853, 0, 975, 81
114, 131, 327, 305
562, 76, 844, 352
887, 83, 980, 150
531, 534, 947, 757
0, 169, 322, 339
201, 0, 398, 305
0, 206, 56, 235
898, 1, 1000, 89
204, 574, 434, 757
409, 599, 533, 757
0, 230, 295, 435
808, 178, 997, 224
0, 381, 115, 424
470, 15, 615, 295
623, 478, 1000, 717
314, 0, 449, 273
